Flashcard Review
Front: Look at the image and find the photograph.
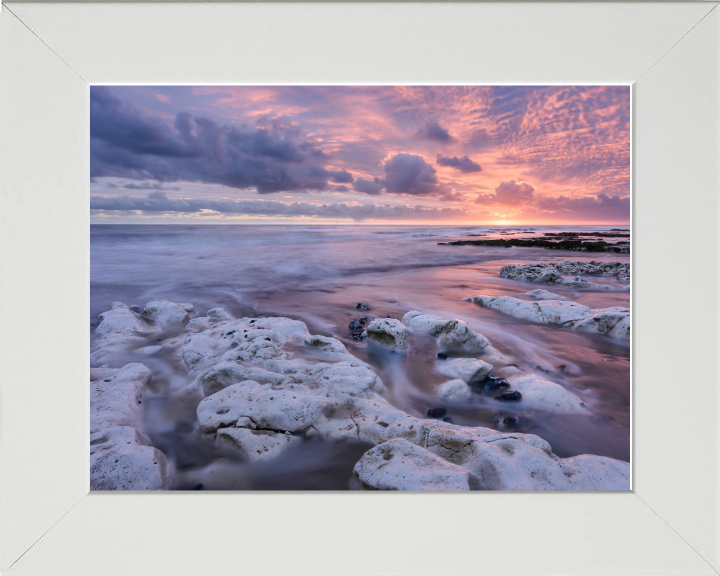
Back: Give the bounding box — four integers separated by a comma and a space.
89, 85, 631, 491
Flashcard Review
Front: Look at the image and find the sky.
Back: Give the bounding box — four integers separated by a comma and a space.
90, 85, 630, 225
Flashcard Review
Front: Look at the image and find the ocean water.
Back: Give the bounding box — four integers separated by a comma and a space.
91, 224, 631, 489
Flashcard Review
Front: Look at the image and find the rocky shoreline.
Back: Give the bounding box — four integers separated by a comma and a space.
466, 295, 630, 341
500, 261, 630, 287
90, 295, 630, 491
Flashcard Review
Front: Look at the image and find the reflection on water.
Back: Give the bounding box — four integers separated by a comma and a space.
91, 224, 630, 489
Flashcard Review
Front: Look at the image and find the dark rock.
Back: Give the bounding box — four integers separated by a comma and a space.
556, 364, 567, 373
192, 483, 204, 490
129, 305, 143, 313
442, 416, 453, 423
495, 391, 522, 401
349, 318, 366, 331
503, 416, 520, 427
349, 316, 368, 341
481, 375, 509, 393
535, 365, 549, 373
356, 303, 370, 311
427, 408, 447, 418
437, 352, 448, 360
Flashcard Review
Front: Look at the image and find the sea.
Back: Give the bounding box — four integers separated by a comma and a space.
91, 224, 630, 489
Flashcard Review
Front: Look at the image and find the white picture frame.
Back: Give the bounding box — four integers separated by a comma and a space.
0, 2, 718, 574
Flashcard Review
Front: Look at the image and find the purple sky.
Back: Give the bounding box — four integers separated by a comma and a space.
90, 85, 630, 224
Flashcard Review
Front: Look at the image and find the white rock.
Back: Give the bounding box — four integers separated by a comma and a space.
310, 362, 385, 396
90, 426, 174, 490
178, 303, 196, 314
250, 317, 311, 343
401, 311, 447, 335
438, 319, 491, 354
436, 358, 493, 383
141, 300, 189, 327
216, 427, 301, 462
507, 373, 589, 414
472, 296, 590, 325
92, 304, 156, 363
526, 289, 567, 300
180, 333, 221, 371
366, 318, 408, 350
470, 295, 629, 341
437, 379, 473, 402
96, 302, 154, 336
350, 395, 425, 445
197, 380, 324, 435
607, 314, 631, 340
187, 308, 234, 332
225, 331, 282, 363
90, 363, 152, 434
431, 432, 571, 490
532, 300, 593, 325
572, 307, 631, 340
93, 301, 194, 363
208, 308, 234, 322
354, 438, 480, 490
187, 317, 211, 332
197, 361, 292, 396
304, 335, 368, 365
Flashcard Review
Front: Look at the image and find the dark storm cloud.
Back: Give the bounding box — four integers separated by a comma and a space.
353, 177, 384, 196
382, 153, 448, 196
90, 87, 354, 194
436, 154, 482, 173
352, 154, 451, 198
90, 192, 468, 222
414, 122, 454, 143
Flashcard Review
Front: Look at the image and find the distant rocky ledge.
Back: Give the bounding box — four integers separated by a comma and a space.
438, 237, 630, 253
542, 231, 629, 238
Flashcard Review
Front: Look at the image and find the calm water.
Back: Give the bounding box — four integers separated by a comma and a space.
91, 224, 630, 489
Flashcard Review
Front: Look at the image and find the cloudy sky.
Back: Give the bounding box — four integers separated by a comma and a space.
90, 85, 630, 225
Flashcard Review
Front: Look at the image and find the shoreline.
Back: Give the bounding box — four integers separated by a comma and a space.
90, 267, 631, 491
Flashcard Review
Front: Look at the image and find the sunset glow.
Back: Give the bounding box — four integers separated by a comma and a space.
90, 85, 630, 225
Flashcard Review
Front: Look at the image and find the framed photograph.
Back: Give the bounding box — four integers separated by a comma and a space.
1, 2, 718, 575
